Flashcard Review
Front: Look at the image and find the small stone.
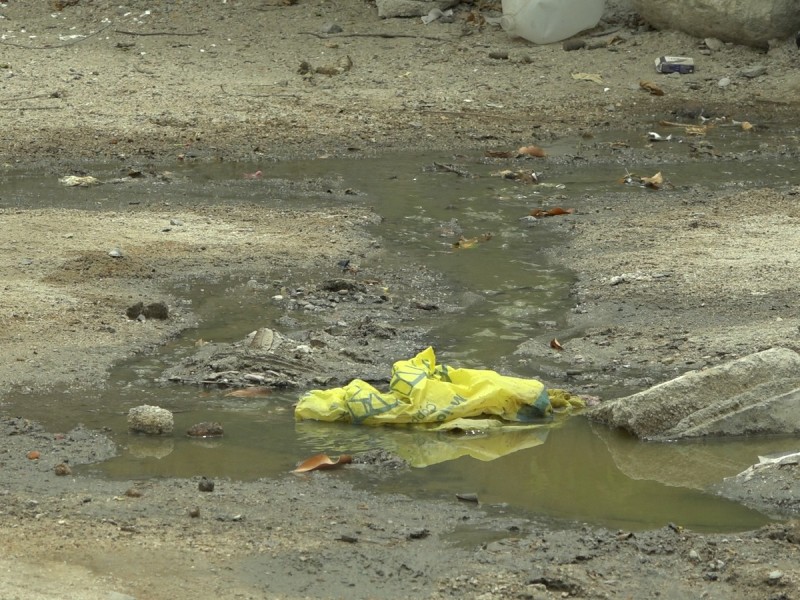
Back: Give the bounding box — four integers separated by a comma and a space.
198, 477, 215, 492
54, 462, 72, 476
321, 22, 342, 34
141, 302, 169, 320
704, 37, 723, 51
187, 422, 224, 438
488, 50, 509, 60
740, 65, 767, 78
562, 38, 586, 51
108, 248, 124, 258
189, 507, 201, 518
124, 488, 142, 498
126, 302, 144, 319
688, 549, 700, 561
768, 570, 784, 583
717, 77, 731, 88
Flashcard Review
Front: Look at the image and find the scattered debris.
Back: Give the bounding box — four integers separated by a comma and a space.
639, 80, 665, 96
59, 175, 99, 187
529, 207, 574, 218
292, 453, 353, 473
647, 132, 673, 142
654, 56, 694, 74
619, 171, 665, 189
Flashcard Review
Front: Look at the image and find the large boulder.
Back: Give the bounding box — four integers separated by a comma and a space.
633, 0, 800, 48
588, 348, 800, 440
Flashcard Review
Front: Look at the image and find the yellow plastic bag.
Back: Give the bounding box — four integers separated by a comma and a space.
295, 347, 574, 427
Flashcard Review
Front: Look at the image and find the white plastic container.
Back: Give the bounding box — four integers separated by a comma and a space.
501, 0, 605, 45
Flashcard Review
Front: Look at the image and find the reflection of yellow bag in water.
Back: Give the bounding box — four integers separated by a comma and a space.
295, 347, 582, 427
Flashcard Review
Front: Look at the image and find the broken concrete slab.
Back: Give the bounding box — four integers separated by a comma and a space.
633, 0, 800, 48
587, 347, 800, 440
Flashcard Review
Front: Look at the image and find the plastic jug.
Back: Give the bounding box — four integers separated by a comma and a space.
501, 0, 605, 45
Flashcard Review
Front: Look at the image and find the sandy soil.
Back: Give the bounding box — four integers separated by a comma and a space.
1, 1, 800, 598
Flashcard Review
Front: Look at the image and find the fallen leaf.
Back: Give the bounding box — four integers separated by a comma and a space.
572, 72, 604, 85
225, 386, 272, 398
640, 172, 663, 189
550, 338, 565, 351
530, 207, 575, 218
639, 80, 665, 96
293, 453, 352, 473
516, 145, 547, 158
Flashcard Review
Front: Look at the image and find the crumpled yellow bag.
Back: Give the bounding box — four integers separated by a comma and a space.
295, 347, 582, 428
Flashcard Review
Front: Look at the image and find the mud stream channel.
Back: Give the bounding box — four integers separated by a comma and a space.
4, 126, 800, 533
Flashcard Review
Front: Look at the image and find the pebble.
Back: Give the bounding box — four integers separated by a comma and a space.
740, 65, 767, 78
768, 570, 783, 582
198, 477, 215, 492
717, 77, 731, 88
54, 462, 72, 476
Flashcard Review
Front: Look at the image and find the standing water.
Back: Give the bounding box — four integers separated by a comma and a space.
3, 132, 799, 532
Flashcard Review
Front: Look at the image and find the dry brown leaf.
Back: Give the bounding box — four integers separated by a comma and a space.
640, 172, 663, 189
292, 453, 353, 473
639, 80, 665, 96
225, 386, 272, 398
550, 338, 565, 351
517, 145, 547, 158
530, 207, 575, 218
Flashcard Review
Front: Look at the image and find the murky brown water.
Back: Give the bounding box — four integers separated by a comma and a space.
3, 128, 799, 531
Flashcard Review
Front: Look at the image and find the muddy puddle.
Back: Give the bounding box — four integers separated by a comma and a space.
3, 126, 799, 532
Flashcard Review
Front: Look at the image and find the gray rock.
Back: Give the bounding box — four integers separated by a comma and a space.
633, 0, 800, 48
376, 0, 460, 19
127, 404, 175, 435
740, 64, 767, 78
587, 348, 800, 440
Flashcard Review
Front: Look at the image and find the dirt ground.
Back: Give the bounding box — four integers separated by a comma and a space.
1, 1, 800, 598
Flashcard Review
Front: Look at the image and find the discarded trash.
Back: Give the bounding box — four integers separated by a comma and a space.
655, 56, 695, 74
293, 453, 352, 473
59, 175, 99, 187
421, 8, 453, 25
647, 132, 673, 142
500, 0, 604, 45
295, 347, 584, 429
